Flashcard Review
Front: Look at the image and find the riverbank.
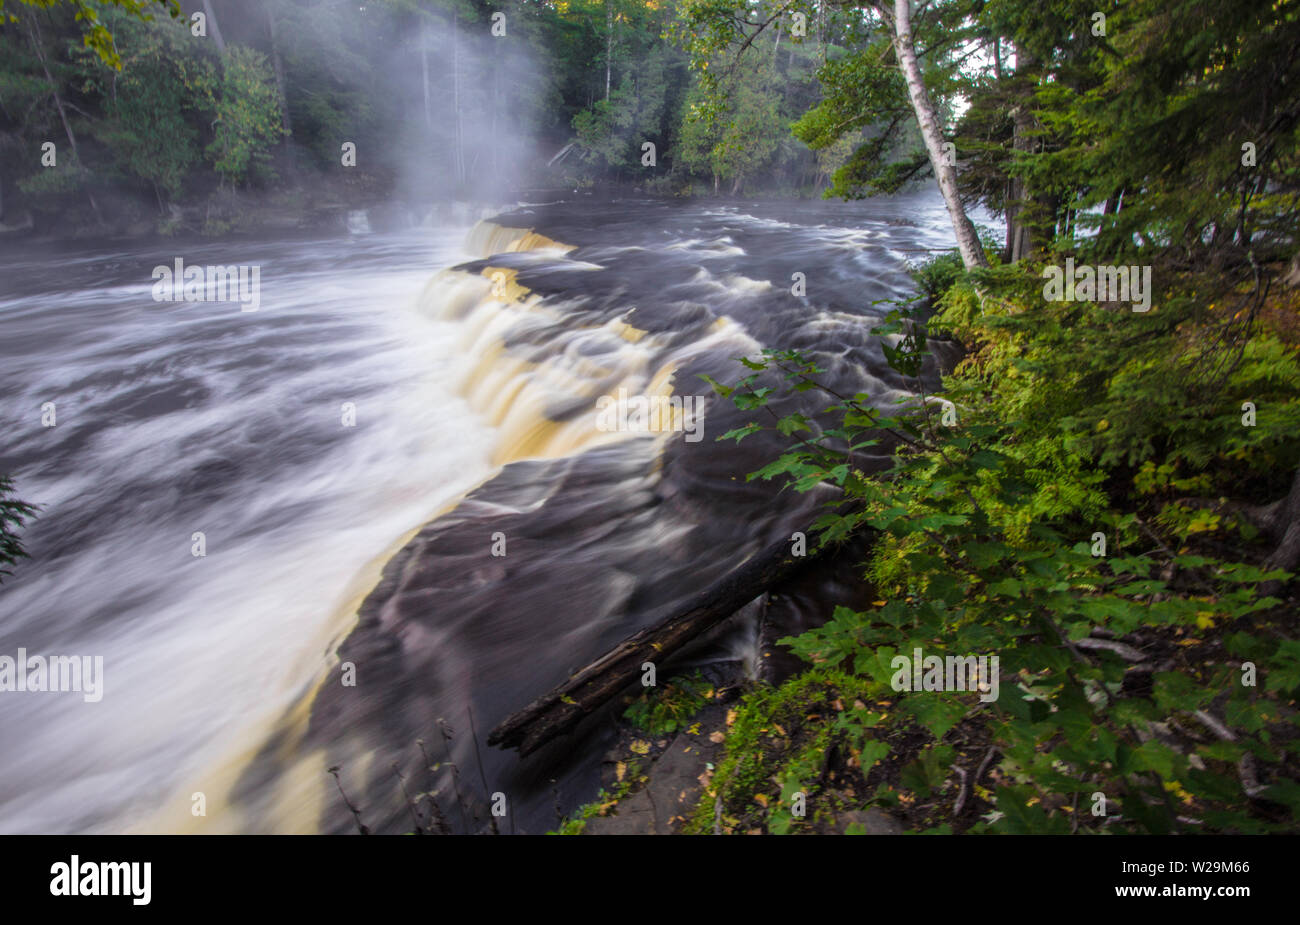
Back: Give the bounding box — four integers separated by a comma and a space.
0, 182, 504, 244
560, 250, 1300, 835
0, 181, 844, 246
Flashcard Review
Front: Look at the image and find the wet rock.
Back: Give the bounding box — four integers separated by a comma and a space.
585, 701, 730, 835
840, 807, 904, 835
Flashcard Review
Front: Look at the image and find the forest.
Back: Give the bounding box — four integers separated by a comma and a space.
0, 0, 1298, 841
0, 0, 857, 234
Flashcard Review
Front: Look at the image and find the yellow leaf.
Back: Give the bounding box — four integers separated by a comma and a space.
753, 793, 769, 807
630, 739, 650, 755
615, 761, 627, 782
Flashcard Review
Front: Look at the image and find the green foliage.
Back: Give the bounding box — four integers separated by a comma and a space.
678, 68, 785, 189
1032, 0, 1300, 262
548, 761, 643, 835
698, 262, 1300, 834
622, 671, 714, 736
909, 249, 964, 302
790, 36, 932, 198
570, 9, 684, 176
16, 154, 88, 194
0, 475, 37, 583
79, 12, 201, 201
572, 78, 640, 168
191, 47, 287, 188
686, 669, 878, 834
1, 0, 179, 69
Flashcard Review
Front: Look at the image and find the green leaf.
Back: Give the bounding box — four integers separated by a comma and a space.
717, 422, 762, 443
902, 696, 967, 740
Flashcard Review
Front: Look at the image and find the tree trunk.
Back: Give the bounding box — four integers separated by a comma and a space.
266, 8, 292, 134
489, 535, 820, 755
1282, 251, 1300, 288
817, 0, 825, 62
884, 0, 986, 269
605, 2, 614, 102
1259, 465, 1300, 597
421, 25, 431, 130
1003, 43, 1045, 262
201, 0, 226, 57
1006, 104, 1035, 262
23, 10, 102, 226
492, 67, 500, 182
453, 12, 464, 188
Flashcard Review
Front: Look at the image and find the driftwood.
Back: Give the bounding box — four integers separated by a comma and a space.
488, 534, 817, 755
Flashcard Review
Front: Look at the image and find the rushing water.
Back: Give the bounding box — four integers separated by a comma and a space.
0, 191, 979, 833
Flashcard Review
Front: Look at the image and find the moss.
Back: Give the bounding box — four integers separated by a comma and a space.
685, 669, 882, 835
548, 761, 643, 835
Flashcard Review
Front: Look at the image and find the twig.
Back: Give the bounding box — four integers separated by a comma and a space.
414, 739, 452, 832
327, 765, 369, 835
1074, 637, 1147, 662
954, 745, 998, 819
1193, 709, 1267, 798
467, 706, 499, 835
974, 746, 999, 786
438, 719, 471, 832
951, 762, 970, 816
1133, 514, 1217, 596
392, 762, 425, 835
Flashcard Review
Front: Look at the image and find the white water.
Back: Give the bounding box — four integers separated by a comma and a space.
0, 192, 982, 833
0, 228, 498, 833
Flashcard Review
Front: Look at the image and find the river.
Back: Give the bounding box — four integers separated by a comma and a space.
0, 191, 977, 833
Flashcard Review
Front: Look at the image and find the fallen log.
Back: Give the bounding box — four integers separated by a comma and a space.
488, 534, 819, 755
